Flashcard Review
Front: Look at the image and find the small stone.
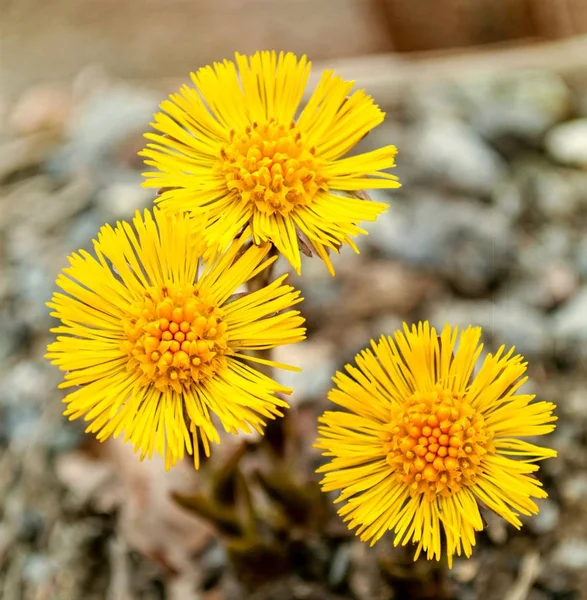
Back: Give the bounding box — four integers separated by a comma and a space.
514, 261, 581, 311
288, 247, 348, 309
2, 360, 51, 406
63, 209, 110, 255
16, 265, 54, 324
491, 179, 524, 223
0, 175, 53, 229
348, 543, 386, 600
22, 554, 54, 585
0, 316, 33, 362
55, 451, 116, 507
0, 92, 7, 137
563, 387, 587, 419
329, 544, 351, 588
553, 286, 587, 359
552, 538, 587, 571
0, 132, 59, 183
5, 405, 42, 451
465, 70, 571, 143
17, 510, 44, 543
406, 82, 460, 120
341, 260, 437, 318
50, 82, 159, 178
517, 224, 575, 275
561, 473, 587, 503
411, 117, 507, 196
10, 83, 72, 135
200, 541, 227, 589
526, 498, 559, 534
534, 170, 580, 220
33, 176, 97, 233
430, 299, 551, 359
550, 421, 584, 458
99, 182, 152, 220
576, 236, 587, 278
369, 314, 403, 341
527, 591, 549, 600
451, 558, 479, 583
484, 510, 507, 544
545, 119, 587, 167
542, 263, 579, 307
367, 193, 513, 296
273, 340, 337, 403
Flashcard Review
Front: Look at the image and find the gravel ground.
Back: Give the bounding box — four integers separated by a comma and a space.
1, 66, 586, 600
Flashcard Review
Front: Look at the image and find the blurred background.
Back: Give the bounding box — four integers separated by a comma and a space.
1, 1, 587, 599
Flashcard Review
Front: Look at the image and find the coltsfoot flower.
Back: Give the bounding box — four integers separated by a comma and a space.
46, 209, 306, 469
316, 322, 557, 566
141, 50, 400, 275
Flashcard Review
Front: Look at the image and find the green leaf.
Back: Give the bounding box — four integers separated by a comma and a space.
171, 492, 243, 537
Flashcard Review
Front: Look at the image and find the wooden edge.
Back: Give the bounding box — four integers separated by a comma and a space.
141, 35, 587, 103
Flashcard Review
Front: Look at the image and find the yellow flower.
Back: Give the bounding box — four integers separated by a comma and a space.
316, 322, 557, 566
140, 50, 400, 275
46, 209, 306, 469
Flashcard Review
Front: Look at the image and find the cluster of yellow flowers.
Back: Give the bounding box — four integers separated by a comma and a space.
46, 51, 557, 567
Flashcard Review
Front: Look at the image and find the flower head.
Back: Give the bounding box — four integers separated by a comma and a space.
316, 322, 557, 566
141, 51, 400, 275
46, 209, 306, 469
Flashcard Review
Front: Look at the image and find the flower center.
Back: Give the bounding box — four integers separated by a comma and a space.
382, 388, 494, 500
217, 119, 327, 216
121, 285, 228, 392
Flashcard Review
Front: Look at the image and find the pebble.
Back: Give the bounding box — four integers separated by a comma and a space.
550, 421, 585, 457
37, 176, 97, 233
545, 119, 587, 167
340, 260, 437, 318
10, 83, 72, 135
534, 170, 581, 220
576, 236, 587, 278
517, 224, 575, 274
367, 193, 513, 296
430, 299, 551, 358
289, 255, 345, 310
561, 473, 587, 503
64, 207, 111, 253
22, 554, 54, 584
16, 265, 55, 325
541, 263, 579, 307
200, 541, 227, 589
563, 387, 587, 420
511, 262, 578, 310
526, 498, 560, 535
451, 558, 479, 583
411, 117, 507, 196
526, 591, 550, 600
99, 182, 152, 220
273, 339, 337, 403
50, 83, 159, 179
1, 360, 51, 406
491, 179, 524, 223
406, 82, 460, 120
328, 544, 351, 588
553, 286, 587, 359
0, 316, 33, 362
17, 510, 44, 544
463, 70, 572, 143
552, 538, 587, 571
5, 404, 42, 451
0, 132, 59, 183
